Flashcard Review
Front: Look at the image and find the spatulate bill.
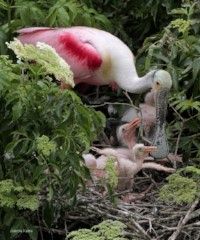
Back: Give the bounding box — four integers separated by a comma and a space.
151, 90, 169, 159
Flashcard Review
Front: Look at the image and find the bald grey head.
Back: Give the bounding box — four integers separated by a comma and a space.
152, 70, 172, 91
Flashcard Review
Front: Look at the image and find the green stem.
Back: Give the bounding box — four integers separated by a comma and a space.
7, 0, 13, 38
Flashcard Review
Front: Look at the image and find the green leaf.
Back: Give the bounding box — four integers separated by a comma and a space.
12, 102, 23, 120
192, 57, 200, 80
3, 209, 15, 226
57, 7, 70, 26
43, 203, 54, 227
0, 0, 9, 10
47, 186, 53, 202
170, 8, 188, 15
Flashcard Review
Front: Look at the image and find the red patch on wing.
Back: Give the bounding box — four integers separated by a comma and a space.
59, 33, 102, 70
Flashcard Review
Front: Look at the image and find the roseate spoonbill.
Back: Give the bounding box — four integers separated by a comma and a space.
17, 27, 172, 158
17, 27, 171, 91
88, 144, 174, 191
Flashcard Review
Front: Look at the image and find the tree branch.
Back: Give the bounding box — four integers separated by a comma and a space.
168, 198, 199, 240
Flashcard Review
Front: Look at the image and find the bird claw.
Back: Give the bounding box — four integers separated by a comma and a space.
91, 146, 102, 154
167, 153, 183, 163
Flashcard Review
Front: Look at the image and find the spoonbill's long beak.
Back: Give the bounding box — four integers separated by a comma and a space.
151, 89, 169, 158
143, 146, 157, 154
151, 70, 172, 159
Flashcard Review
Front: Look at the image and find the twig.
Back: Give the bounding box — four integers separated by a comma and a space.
169, 105, 184, 121
129, 218, 152, 240
90, 101, 137, 109
184, 113, 200, 122
87, 199, 152, 240
188, 208, 200, 220
170, 132, 200, 140
168, 198, 199, 240
37, 210, 44, 240
100, 131, 111, 145
142, 171, 158, 188
52, 187, 200, 240
173, 121, 184, 168
169, 104, 186, 168
36, 226, 65, 235
65, 220, 68, 240
123, 91, 140, 110
185, 132, 200, 139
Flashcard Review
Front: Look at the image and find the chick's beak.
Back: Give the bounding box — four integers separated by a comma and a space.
125, 118, 141, 131
143, 146, 157, 153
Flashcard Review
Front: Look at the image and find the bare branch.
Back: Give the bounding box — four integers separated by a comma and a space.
168, 198, 199, 240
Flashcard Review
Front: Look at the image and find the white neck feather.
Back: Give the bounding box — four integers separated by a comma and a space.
115, 70, 156, 94
108, 42, 156, 93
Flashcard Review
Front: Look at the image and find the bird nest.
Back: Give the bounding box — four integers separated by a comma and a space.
61, 175, 200, 240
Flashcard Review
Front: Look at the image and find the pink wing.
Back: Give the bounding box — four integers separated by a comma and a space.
17, 27, 103, 81
16, 27, 55, 34
59, 33, 102, 70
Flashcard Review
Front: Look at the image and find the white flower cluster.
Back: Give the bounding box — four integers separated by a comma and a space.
6, 38, 74, 87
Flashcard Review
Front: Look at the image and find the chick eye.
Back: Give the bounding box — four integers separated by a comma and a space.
156, 81, 160, 86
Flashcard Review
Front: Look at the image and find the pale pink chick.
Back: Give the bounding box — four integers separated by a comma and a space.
90, 144, 175, 191
121, 91, 156, 140
116, 117, 141, 149
116, 118, 141, 148
92, 144, 156, 191
83, 153, 106, 184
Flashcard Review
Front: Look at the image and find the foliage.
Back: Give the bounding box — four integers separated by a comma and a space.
105, 156, 118, 190
166, 91, 200, 159
85, 0, 182, 51
104, 156, 118, 202
0, 179, 39, 210
159, 166, 200, 204
0, 54, 105, 238
137, 1, 200, 159
35, 135, 57, 157
7, 38, 74, 86
67, 220, 128, 240
138, 1, 200, 95
0, 0, 112, 55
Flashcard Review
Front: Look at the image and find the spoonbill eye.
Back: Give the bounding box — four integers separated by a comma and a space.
156, 81, 160, 86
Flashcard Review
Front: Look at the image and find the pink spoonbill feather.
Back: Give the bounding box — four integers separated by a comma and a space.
17, 26, 171, 93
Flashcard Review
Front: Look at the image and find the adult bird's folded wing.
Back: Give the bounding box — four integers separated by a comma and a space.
59, 33, 102, 70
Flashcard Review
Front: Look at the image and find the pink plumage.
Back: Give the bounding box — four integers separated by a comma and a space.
17, 26, 140, 89
17, 26, 164, 94
59, 33, 102, 70
17, 27, 110, 86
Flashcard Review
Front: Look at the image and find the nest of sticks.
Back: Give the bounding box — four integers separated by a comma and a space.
60, 174, 200, 240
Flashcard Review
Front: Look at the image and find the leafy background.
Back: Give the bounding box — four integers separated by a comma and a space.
0, 0, 200, 239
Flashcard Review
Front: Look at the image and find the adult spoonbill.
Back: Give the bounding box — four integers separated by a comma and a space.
17, 27, 171, 92
17, 27, 172, 158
